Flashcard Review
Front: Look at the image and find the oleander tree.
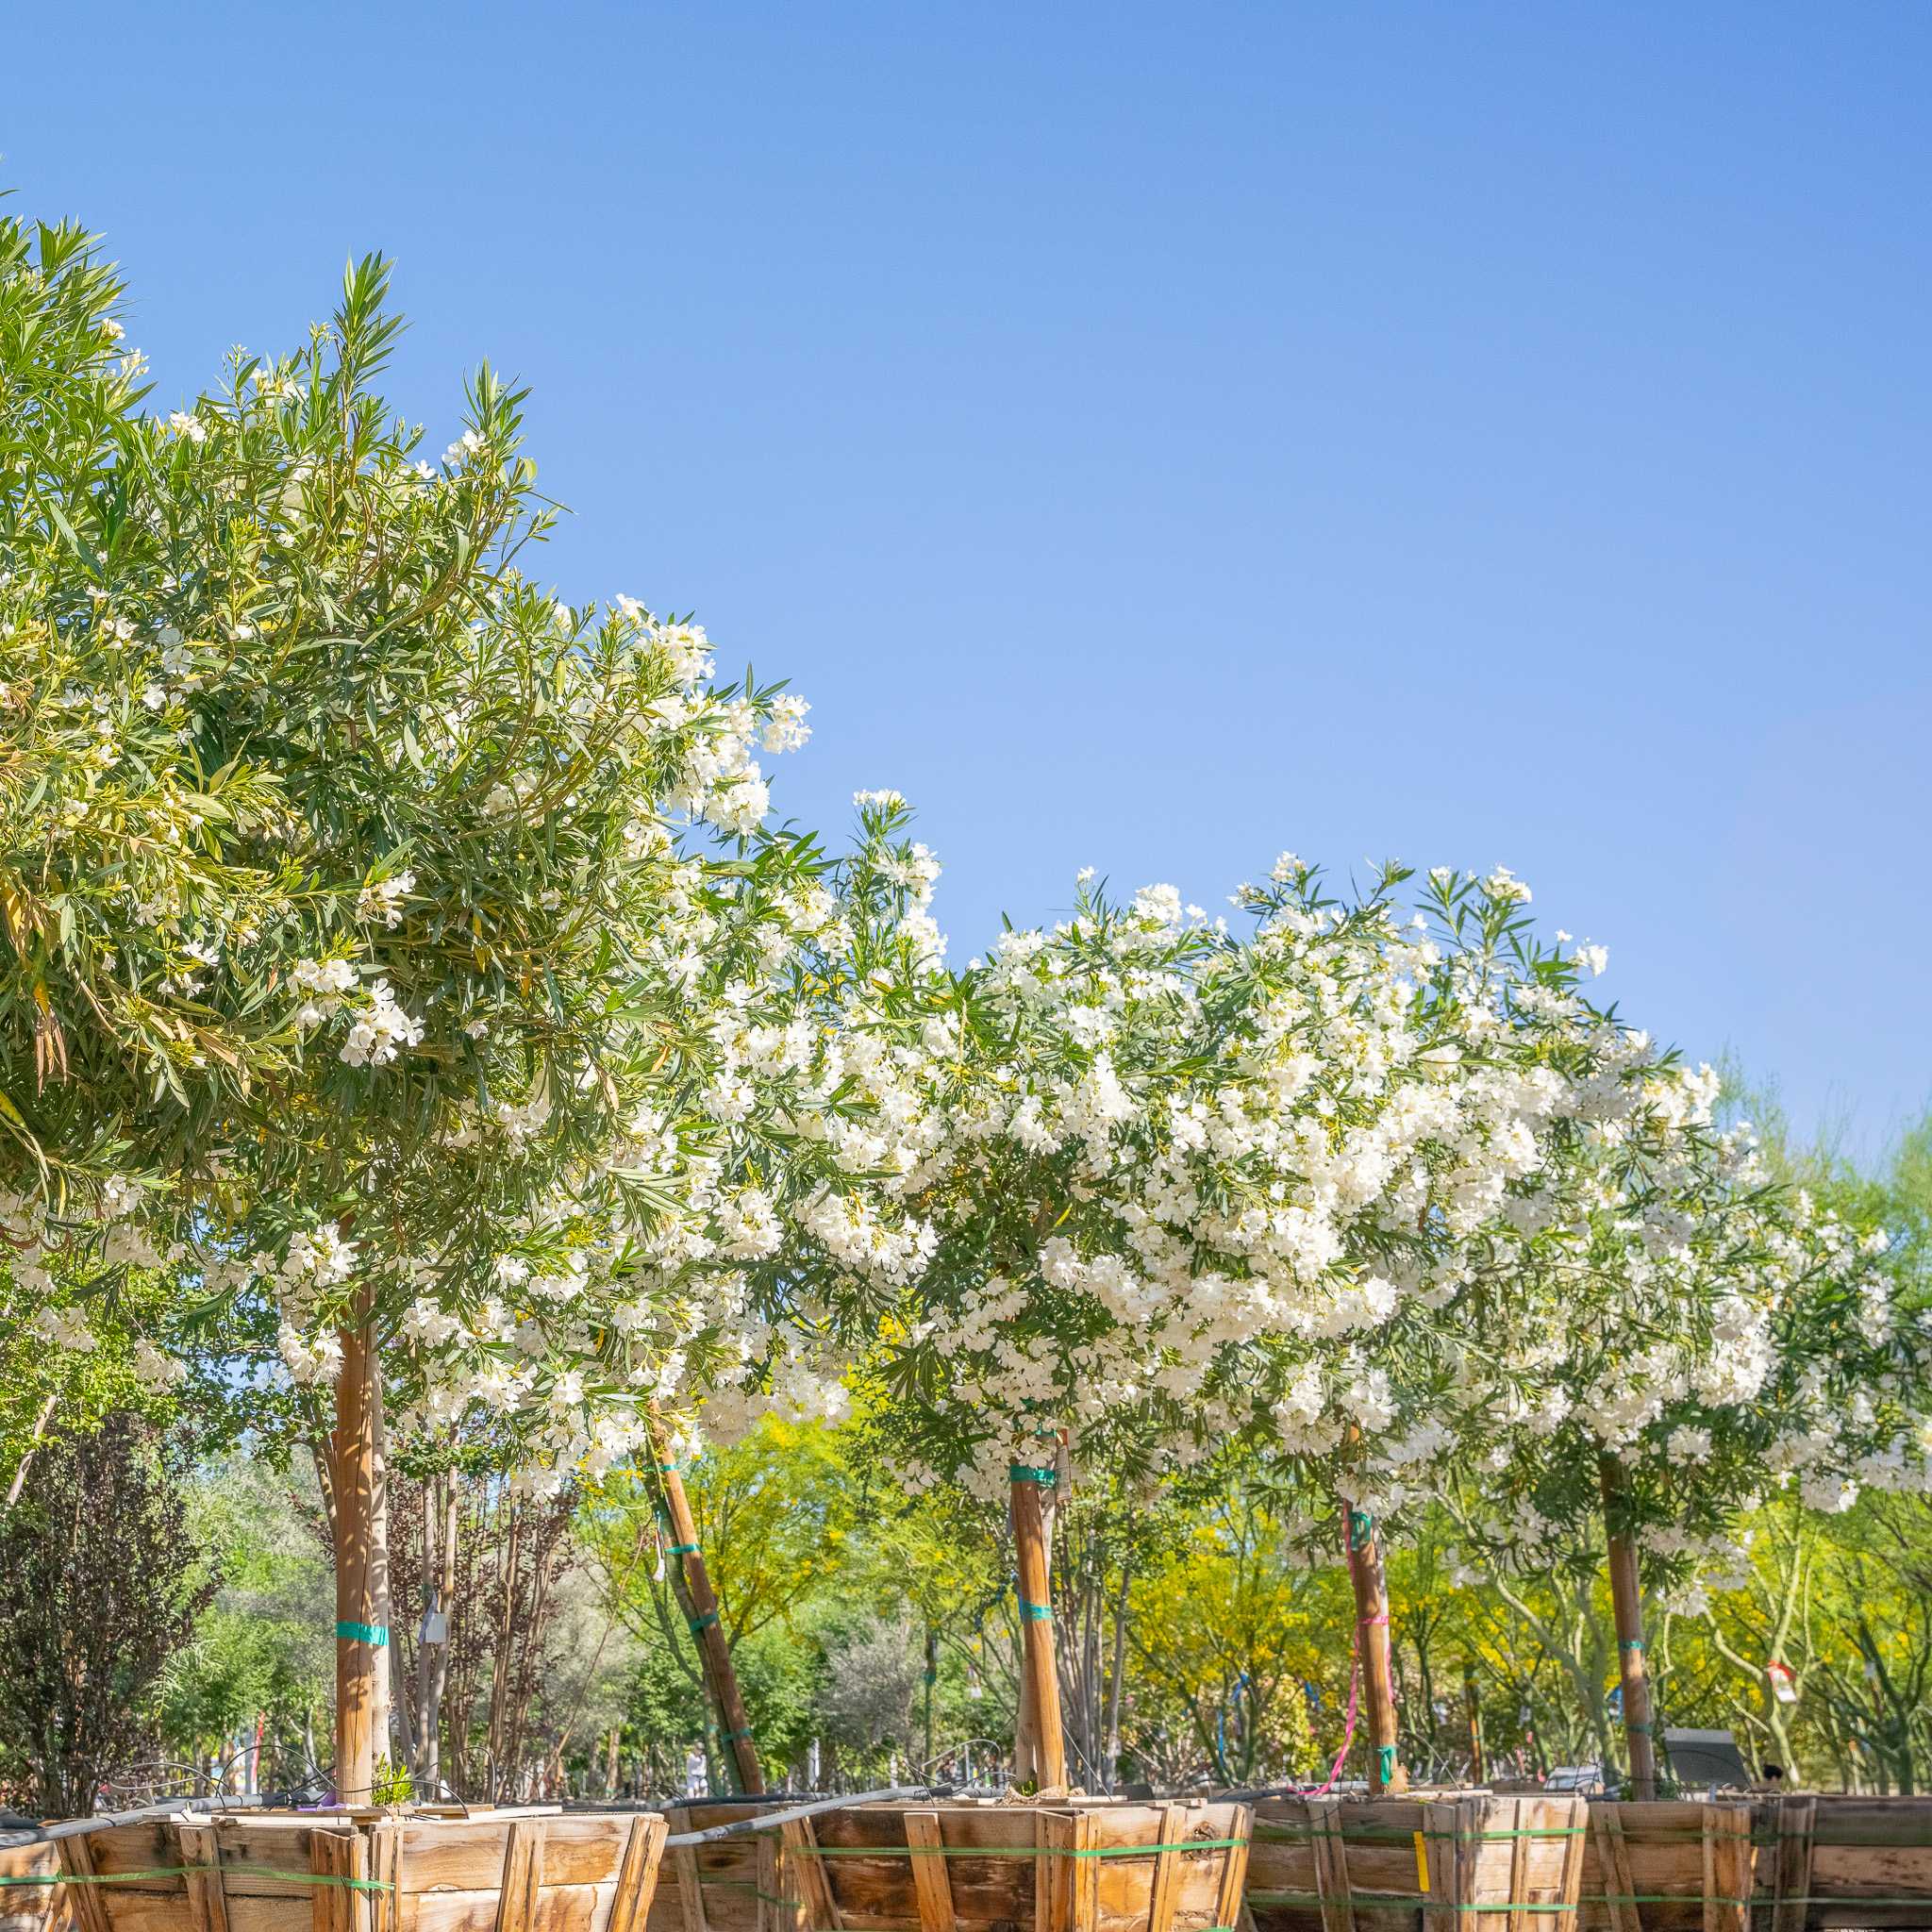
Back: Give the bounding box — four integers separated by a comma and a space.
1, 208, 936, 1802
798, 848, 1657, 1787
1422, 1147, 1927, 1792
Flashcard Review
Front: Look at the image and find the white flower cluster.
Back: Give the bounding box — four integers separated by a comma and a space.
290, 958, 424, 1068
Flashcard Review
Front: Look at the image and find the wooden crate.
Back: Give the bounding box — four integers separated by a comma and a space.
1245, 1793, 1591, 1932
1581, 1794, 1932, 1932
0, 1809, 668, 1932
646, 1798, 1252, 1932
1245, 1793, 1932, 1932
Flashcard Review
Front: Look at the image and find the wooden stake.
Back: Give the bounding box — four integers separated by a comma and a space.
648, 1415, 766, 1795
1599, 1455, 1657, 1799
1343, 1505, 1407, 1794
1010, 1463, 1066, 1789
331, 1306, 381, 1803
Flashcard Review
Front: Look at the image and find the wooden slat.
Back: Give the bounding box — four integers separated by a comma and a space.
1507, 1799, 1533, 1932
1146, 1805, 1184, 1932
904, 1813, 957, 1932
1590, 1808, 1640, 1932
1553, 1801, 1589, 1932
1420, 1801, 1457, 1932
1703, 1805, 1750, 1932
777, 1821, 832, 1932
318, 1828, 371, 1932
1213, 1805, 1255, 1932
662, 1814, 705, 1932
309, 1832, 348, 1932
1308, 1803, 1354, 1932
1035, 1812, 1074, 1932
372, 1823, 404, 1932
1770, 1798, 1814, 1932
345, 1828, 375, 1932
608, 1817, 667, 1932
55, 1835, 113, 1932
1455, 1800, 1484, 1932
1072, 1810, 1101, 1932
179, 1824, 231, 1932
497, 1824, 546, 1932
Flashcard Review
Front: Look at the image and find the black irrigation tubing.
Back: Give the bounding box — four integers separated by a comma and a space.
0, 1799, 267, 1856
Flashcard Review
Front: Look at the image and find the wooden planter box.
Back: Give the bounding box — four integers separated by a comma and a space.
1580, 1795, 1932, 1932
1244, 1793, 1932, 1932
0, 1809, 668, 1932
649, 1799, 1252, 1932
1245, 1793, 1590, 1932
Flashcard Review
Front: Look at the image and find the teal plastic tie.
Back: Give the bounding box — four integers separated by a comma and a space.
336, 1620, 389, 1646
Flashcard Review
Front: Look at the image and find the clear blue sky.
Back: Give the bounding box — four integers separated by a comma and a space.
8, 2, 1928, 1155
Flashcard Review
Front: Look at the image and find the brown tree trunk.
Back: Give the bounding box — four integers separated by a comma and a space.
1463, 1659, 1487, 1785
1103, 1555, 1130, 1793
647, 1416, 765, 1795
2, 1392, 58, 1512
1010, 1461, 1066, 1789
416, 1474, 458, 1794
330, 1309, 381, 1803
1344, 1505, 1407, 1794
1600, 1454, 1657, 1798
370, 1370, 393, 1785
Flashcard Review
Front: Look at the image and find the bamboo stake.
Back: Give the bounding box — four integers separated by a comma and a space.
648, 1415, 765, 1795
1343, 1504, 1407, 1794
1600, 1454, 1657, 1798
330, 1305, 381, 1803
1010, 1462, 1066, 1789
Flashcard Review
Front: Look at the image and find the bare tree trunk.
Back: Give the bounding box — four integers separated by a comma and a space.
648, 1414, 765, 1795
1344, 1504, 1407, 1794
2, 1392, 58, 1512
330, 1307, 381, 1803
416, 1473, 457, 1793
485, 1491, 523, 1796
1600, 1455, 1657, 1798
1103, 1556, 1130, 1792
370, 1371, 394, 1784
1010, 1461, 1066, 1788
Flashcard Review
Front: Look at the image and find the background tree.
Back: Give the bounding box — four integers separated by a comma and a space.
0, 1415, 216, 1815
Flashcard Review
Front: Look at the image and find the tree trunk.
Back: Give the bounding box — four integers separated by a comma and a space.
330, 1309, 381, 1804
1600, 1454, 1657, 1799
1010, 1462, 1066, 1788
416, 1473, 457, 1794
1344, 1505, 1407, 1794
648, 1417, 765, 1795
370, 1369, 393, 1786
1463, 1660, 1486, 1785
924, 1625, 939, 1769
2, 1392, 58, 1512
1103, 1557, 1129, 1793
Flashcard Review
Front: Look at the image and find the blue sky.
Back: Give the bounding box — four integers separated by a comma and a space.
8, 2, 1928, 1154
